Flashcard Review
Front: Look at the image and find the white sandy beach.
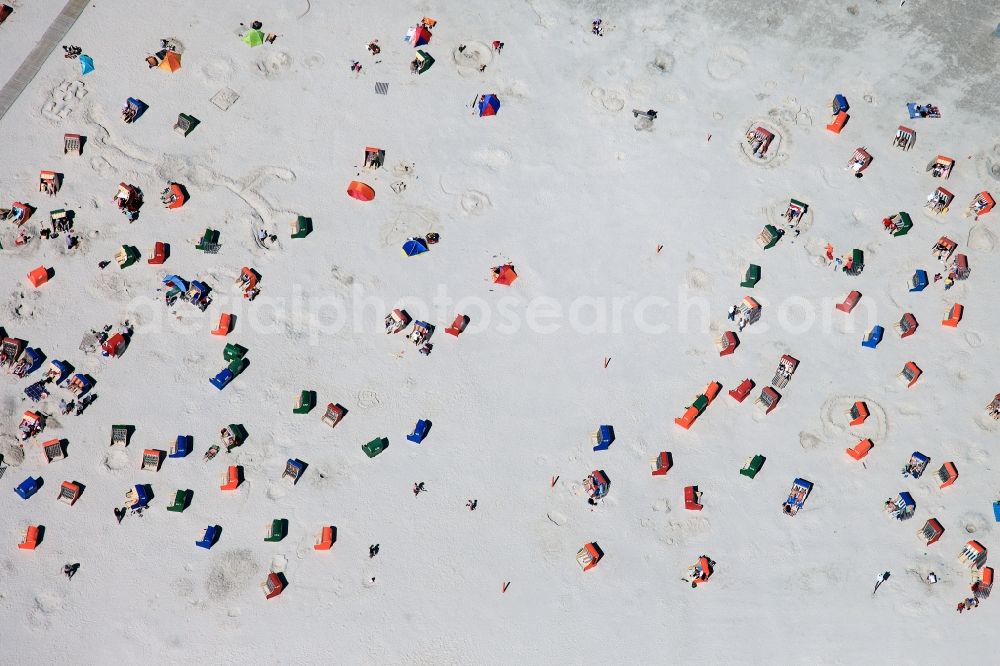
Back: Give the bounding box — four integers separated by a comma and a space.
2, 0, 1000, 663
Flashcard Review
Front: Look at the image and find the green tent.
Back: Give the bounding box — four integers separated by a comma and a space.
741, 264, 761, 288
196, 228, 220, 252
363, 437, 388, 458
291, 215, 312, 239
757, 224, 782, 250
243, 29, 264, 47
265, 518, 288, 542
224, 343, 247, 362
414, 50, 435, 74
174, 113, 199, 137
293, 390, 316, 414
225, 424, 248, 451
740, 455, 765, 479
167, 489, 192, 512
844, 248, 864, 275
117, 245, 140, 269
892, 212, 912, 237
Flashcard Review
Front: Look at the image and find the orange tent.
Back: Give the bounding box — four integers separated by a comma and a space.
19, 525, 41, 550
221, 465, 242, 490
690, 556, 714, 586
237, 267, 259, 292
347, 181, 375, 202
27, 266, 49, 287
159, 51, 181, 72
576, 542, 603, 571
212, 313, 233, 336
942, 303, 963, 327
846, 439, 873, 460
937, 462, 958, 488
848, 401, 869, 426
314, 526, 335, 550
826, 111, 848, 134
492, 264, 517, 286
163, 183, 186, 208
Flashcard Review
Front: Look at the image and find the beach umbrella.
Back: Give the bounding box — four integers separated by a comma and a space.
243, 29, 264, 47
346, 181, 375, 202
478, 94, 500, 117
402, 238, 428, 256
159, 51, 181, 72
79, 55, 94, 75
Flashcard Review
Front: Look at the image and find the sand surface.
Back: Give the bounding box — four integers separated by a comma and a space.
2, 0, 1000, 663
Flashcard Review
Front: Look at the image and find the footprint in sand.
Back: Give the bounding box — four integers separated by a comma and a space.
949, 351, 973, 381
29, 591, 65, 629
266, 483, 287, 501
256, 52, 293, 79
104, 449, 128, 471
707, 45, 749, 82
966, 447, 989, 465
452, 42, 493, 77
648, 52, 674, 74
659, 517, 711, 546
302, 52, 325, 69
329, 265, 355, 291
89, 156, 116, 178
199, 57, 238, 83
967, 224, 996, 253
799, 432, 822, 450
41, 80, 88, 120
357, 389, 381, 408
964, 331, 983, 348
474, 146, 512, 170
816, 165, 841, 189
588, 86, 625, 113
379, 207, 439, 248
171, 577, 195, 599
978, 145, 1000, 184
602, 94, 624, 112
460, 190, 492, 215
684, 268, 712, 291
959, 512, 990, 535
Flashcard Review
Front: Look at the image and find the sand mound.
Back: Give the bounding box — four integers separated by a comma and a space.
206, 549, 258, 601
0, 437, 25, 466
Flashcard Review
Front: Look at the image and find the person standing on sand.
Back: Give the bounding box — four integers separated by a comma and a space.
369, 544, 379, 558
873, 571, 890, 594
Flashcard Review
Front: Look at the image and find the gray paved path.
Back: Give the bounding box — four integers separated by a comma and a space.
0, 0, 89, 122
